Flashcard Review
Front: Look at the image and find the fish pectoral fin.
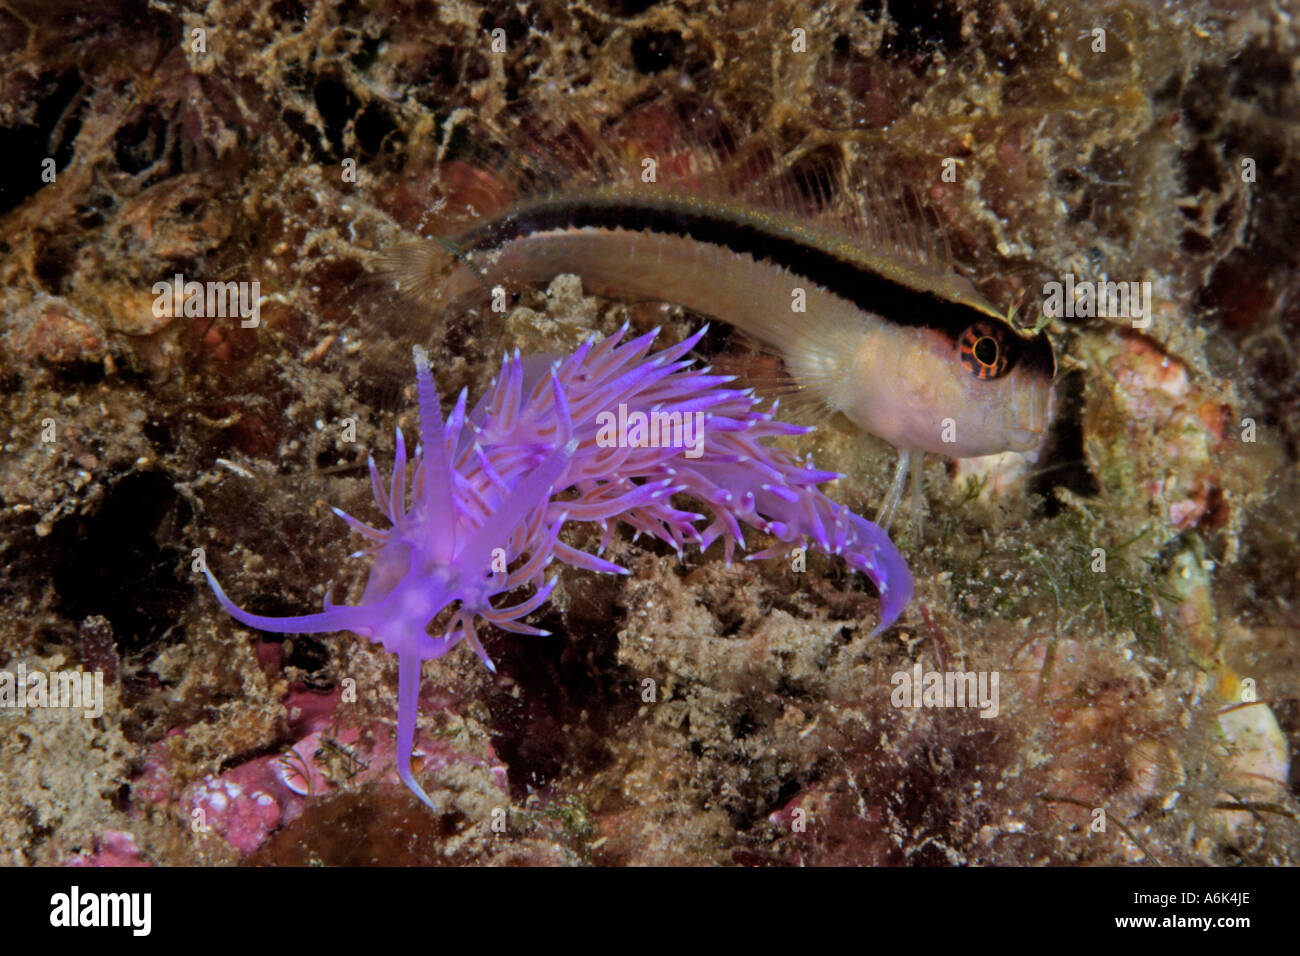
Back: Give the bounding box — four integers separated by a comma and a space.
908, 451, 927, 540
875, 448, 913, 533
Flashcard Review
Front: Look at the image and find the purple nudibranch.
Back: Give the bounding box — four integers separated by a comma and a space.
205, 325, 912, 808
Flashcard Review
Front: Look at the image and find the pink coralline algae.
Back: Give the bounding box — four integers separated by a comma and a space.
185, 768, 282, 855
206, 325, 911, 808
130, 693, 509, 856
65, 829, 150, 867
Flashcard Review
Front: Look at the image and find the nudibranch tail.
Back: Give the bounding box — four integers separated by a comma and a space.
205, 327, 912, 808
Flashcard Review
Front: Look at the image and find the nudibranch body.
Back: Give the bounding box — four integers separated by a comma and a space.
207, 326, 911, 808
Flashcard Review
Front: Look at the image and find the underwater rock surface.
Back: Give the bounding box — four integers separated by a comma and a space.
0, 0, 1297, 865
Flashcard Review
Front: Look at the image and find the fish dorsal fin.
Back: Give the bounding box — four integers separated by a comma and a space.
384, 97, 1002, 343
410, 100, 971, 266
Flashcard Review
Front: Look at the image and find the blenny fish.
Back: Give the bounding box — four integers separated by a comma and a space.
393, 115, 1056, 527
207, 326, 911, 808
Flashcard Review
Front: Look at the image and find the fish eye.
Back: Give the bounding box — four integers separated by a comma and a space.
958, 321, 1014, 380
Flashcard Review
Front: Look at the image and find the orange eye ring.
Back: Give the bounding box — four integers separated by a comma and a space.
958, 322, 1013, 380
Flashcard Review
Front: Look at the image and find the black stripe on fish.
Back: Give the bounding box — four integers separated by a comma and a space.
455, 195, 1055, 379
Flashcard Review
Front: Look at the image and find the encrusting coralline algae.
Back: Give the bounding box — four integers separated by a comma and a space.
205, 324, 911, 808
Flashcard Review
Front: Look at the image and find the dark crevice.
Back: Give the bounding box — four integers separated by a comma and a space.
0, 69, 83, 215
1031, 369, 1099, 514
48, 470, 192, 650
631, 30, 682, 74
